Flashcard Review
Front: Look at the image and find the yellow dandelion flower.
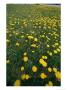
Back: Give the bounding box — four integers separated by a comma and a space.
54, 50, 58, 54
25, 74, 30, 80
34, 38, 38, 42
40, 73, 47, 79
42, 56, 48, 59
21, 66, 24, 71
23, 56, 28, 62
39, 59, 47, 67
57, 48, 60, 52
41, 35, 44, 38
28, 36, 34, 39
49, 52, 52, 56
31, 44, 37, 48
23, 52, 27, 56
6, 60, 10, 64
15, 32, 19, 35
47, 44, 50, 48
42, 56, 47, 59
48, 81, 53, 86
14, 80, 21, 86
16, 42, 20, 46
21, 74, 26, 80
21, 35, 24, 38
48, 67, 52, 72
32, 50, 35, 53
6, 39, 10, 43
53, 68, 57, 72
32, 66, 37, 72
42, 56, 45, 59
55, 71, 61, 80
55, 43, 59, 46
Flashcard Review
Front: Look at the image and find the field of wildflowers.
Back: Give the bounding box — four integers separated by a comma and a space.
6, 4, 61, 86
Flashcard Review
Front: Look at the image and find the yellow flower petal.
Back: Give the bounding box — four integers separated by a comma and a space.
48, 81, 53, 86
16, 42, 20, 46
21, 74, 26, 80
53, 68, 57, 72
25, 74, 30, 80
23, 56, 28, 62
55, 71, 61, 80
48, 67, 52, 72
14, 80, 21, 86
39, 59, 47, 67
40, 73, 47, 79
21, 66, 24, 71
32, 66, 38, 72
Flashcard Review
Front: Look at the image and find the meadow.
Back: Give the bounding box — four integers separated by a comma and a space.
6, 4, 61, 86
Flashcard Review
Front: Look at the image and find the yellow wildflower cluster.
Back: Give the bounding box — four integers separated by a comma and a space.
40, 73, 47, 79
42, 55, 48, 59
21, 74, 30, 80
23, 52, 28, 62
39, 59, 47, 67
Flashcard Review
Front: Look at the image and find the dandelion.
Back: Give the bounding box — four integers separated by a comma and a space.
46, 81, 53, 86
21, 66, 24, 71
15, 32, 19, 35
6, 60, 10, 64
32, 66, 38, 72
57, 48, 60, 52
55, 43, 59, 46
23, 52, 27, 56
28, 35, 34, 39
48, 67, 52, 72
31, 44, 37, 48
6, 39, 10, 43
47, 44, 50, 48
23, 56, 28, 62
34, 38, 38, 42
41, 35, 44, 38
25, 74, 30, 80
53, 68, 57, 72
49, 52, 52, 56
21, 35, 24, 38
21, 74, 26, 80
14, 80, 21, 86
16, 42, 20, 46
39, 59, 47, 67
54, 50, 58, 54
32, 50, 35, 53
40, 73, 47, 79
42, 56, 48, 59
55, 71, 61, 80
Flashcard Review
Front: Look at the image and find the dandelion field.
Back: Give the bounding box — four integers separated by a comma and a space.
6, 4, 61, 86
